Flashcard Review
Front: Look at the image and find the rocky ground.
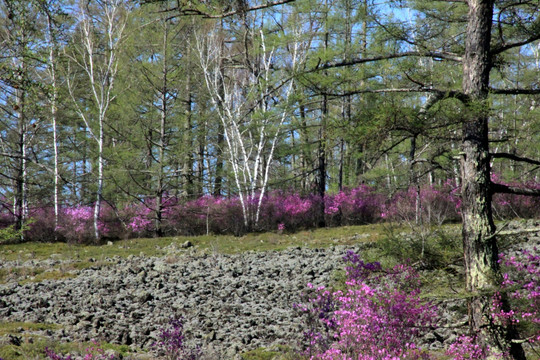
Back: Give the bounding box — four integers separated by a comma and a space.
0, 221, 538, 359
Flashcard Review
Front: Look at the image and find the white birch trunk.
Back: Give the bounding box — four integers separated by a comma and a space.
46, 12, 60, 238
65, 0, 128, 241
196, 20, 307, 229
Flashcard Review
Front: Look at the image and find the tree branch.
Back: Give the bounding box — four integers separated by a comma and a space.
490, 87, 540, 95
308, 51, 462, 73
492, 183, 540, 196
491, 33, 540, 56
498, 228, 540, 237
150, 0, 297, 19
491, 152, 540, 166
316, 86, 468, 103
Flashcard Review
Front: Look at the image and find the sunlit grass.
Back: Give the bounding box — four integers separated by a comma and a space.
0, 223, 391, 262
0, 223, 464, 286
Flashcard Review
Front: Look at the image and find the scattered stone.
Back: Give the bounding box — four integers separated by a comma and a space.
181, 240, 193, 249
0, 235, 536, 358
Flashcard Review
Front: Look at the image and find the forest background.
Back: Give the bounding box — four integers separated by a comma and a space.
1, 0, 539, 242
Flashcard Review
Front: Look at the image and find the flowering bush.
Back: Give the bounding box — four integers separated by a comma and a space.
153, 317, 201, 360
45, 348, 73, 360
56, 205, 112, 243
296, 251, 437, 360
446, 335, 488, 360
259, 191, 320, 232
324, 185, 386, 226
447, 249, 540, 359
6, 176, 540, 242
24, 207, 58, 242
491, 175, 540, 219
124, 200, 156, 236
494, 249, 540, 344
385, 181, 460, 225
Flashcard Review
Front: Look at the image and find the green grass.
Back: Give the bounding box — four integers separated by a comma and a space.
0, 224, 390, 285
0, 322, 145, 359
241, 345, 297, 360
0, 224, 392, 284
0, 321, 61, 336
0, 223, 392, 261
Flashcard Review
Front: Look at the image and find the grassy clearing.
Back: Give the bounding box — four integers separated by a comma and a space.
0, 223, 391, 261
0, 322, 61, 336
0, 224, 394, 285
241, 345, 296, 360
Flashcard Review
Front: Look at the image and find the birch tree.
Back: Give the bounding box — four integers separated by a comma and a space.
42, 1, 64, 238
197, 13, 307, 230
65, 0, 129, 240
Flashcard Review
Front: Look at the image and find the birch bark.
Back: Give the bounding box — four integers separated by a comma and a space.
66, 0, 128, 241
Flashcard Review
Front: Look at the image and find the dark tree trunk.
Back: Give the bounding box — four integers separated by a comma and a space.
461, 1, 525, 358
183, 73, 195, 198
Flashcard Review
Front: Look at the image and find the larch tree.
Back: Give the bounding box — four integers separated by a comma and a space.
118, 3, 193, 236
0, 0, 48, 236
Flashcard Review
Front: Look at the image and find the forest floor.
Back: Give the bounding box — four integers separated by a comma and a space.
0, 220, 538, 359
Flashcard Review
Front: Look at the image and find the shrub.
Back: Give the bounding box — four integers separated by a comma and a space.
385, 181, 460, 225
446, 335, 488, 360
25, 207, 58, 242
153, 317, 201, 360
494, 250, 540, 348
447, 249, 540, 359
296, 251, 437, 360
324, 186, 385, 226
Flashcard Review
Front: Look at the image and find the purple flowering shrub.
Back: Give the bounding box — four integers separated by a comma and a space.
447, 249, 540, 358
296, 251, 437, 360
258, 191, 320, 232
153, 317, 201, 360
7, 176, 540, 242
494, 250, 540, 347
384, 181, 460, 225
45, 347, 74, 360
174, 195, 245, 235
446, 335, 488, 360
491, 175, 540, 219
23, 206, 58, 242
123, 200, 155, 236
55, 205, 117, 243
324, 185, 386, 226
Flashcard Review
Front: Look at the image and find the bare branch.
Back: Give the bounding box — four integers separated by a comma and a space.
491, 152, 540, 166
315, 86, 468, 103
490, 88, 540, 95
492, 183, 540, 196
308, 51, 462, 73
152, 0, 297, 20
498, 228, 540, 237
491, 33, 540, 56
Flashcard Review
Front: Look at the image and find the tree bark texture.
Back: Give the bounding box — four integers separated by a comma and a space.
461, 1, 525, 358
